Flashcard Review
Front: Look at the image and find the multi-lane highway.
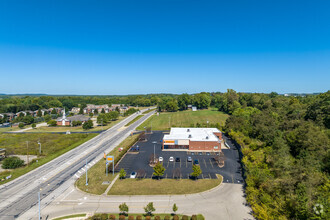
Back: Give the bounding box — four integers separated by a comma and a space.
0, 109, 155, 220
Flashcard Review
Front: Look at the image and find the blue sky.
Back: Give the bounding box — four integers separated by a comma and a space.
0, 0, 329, 95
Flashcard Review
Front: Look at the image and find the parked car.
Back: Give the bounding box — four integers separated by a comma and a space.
194, 159, 199, 165
159, 157, 163, 162
199, 152, 203, 155
175, 157, 180, 162
169, 156, 174, 162
187, 156, 192, 162
130, 172, 137, 178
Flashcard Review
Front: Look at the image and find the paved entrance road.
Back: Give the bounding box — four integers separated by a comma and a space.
0, 109, 155, 220
27, 181, 254, 220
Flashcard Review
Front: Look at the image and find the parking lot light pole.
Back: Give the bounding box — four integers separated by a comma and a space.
152, 141, 157, 163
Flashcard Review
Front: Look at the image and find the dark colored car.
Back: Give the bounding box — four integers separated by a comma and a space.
194, 159, 199, 165
175, 157, 180, 162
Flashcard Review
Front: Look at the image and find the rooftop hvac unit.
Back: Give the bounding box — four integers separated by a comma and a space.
188, 134, 192, 138
206, 136, 209, 139
187, 129, 190, 132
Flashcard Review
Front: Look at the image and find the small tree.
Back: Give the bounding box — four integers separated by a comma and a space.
44, 114, 51, 122
119, 168, 127, 179
37, 109, 42, 117
101, 108, 105, 113
153, 162, 165, 180
83, 120, 93, 130
119, 202, 129, 215
191, 165, 202, 180
31, 123, 36, 129
172, 203, 178, 214
144, 202, 155, 216
94, 109, 98, 115
47, 120, 57, 127
2, 156, 25, 169
89, 112, 94, 117
18, 122, 24, 129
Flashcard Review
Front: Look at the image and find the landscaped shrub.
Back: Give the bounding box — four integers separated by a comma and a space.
100, 213, 108, 220
164, 216, 170, 220
172, 215, 179, 220
145, 216, 151, 220
1, 156, 25, 169
128, 216, 134, 220
154, 216, 161, 220
181, 215, 189, 220
109, 214, 116, 220
190, 215, 197, 220
136, 215, 142, 220
119, 215, 126, 220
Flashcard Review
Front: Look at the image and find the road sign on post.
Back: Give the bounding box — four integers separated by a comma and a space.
106, 156, 114, 176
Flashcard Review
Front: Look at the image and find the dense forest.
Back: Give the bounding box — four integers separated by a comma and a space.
222, 90, 329, 219
0, 91, 329, 219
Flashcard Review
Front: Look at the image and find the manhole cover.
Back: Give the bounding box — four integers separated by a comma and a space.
102, 181, 111, 185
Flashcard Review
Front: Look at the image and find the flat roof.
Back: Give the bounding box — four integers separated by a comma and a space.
163, 127, 221, 142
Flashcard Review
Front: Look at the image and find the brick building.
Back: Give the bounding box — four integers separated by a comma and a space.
162, 128, 223, 152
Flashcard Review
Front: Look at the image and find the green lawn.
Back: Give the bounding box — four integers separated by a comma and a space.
125, 115, 144, 126
137, 108, 228, 131
76, 134, 140, 195
90, 213, 204, 220
53, 213, 86, 220
108, 175, 222, 195
0, 133, 97, 184
25, 117, 124, 133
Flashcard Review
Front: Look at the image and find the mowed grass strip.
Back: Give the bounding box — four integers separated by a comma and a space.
108, 175, 222, 195
26, 117, 124, 133
53, 213, 86, 220
137, 108, 228, 131
76, 134, 139, 195
125, 115, 144, 127
0, 133, 97, 184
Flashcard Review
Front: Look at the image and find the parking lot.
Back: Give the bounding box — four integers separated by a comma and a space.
115, 131, 244, 184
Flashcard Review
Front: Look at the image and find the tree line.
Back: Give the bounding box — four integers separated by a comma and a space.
222, 90, 329, 219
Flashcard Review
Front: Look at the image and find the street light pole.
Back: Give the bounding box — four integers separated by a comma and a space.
38, 190, 41, 220
26, 141, 29, 166
38, 141, 41, 155
85, 159, 88, 186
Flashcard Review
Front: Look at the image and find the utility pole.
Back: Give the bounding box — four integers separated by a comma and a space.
26, 141, 29, 166
38, 189, 41, 220
38, 140, 41, 155
85, 159, 88, 186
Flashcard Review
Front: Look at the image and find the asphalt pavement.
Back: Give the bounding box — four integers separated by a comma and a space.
0, 109, 155, 220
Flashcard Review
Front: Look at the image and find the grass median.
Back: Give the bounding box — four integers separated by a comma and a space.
108, 175, 222, 195
75, 134, 140, 195
0, 133, 97, 184
125, 115, 144, 127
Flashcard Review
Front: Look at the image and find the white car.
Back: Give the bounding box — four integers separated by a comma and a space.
130, 172, 136, 178
159, 157, 163, 162
169, 156, 174, 162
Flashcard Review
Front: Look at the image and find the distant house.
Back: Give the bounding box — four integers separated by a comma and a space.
49, 108, 63, 114
83, 104, 111, 114
192, 106, 197, 111
71, 107, 80, 114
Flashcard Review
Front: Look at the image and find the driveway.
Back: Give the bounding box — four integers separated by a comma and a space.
30, 181, 254, 220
